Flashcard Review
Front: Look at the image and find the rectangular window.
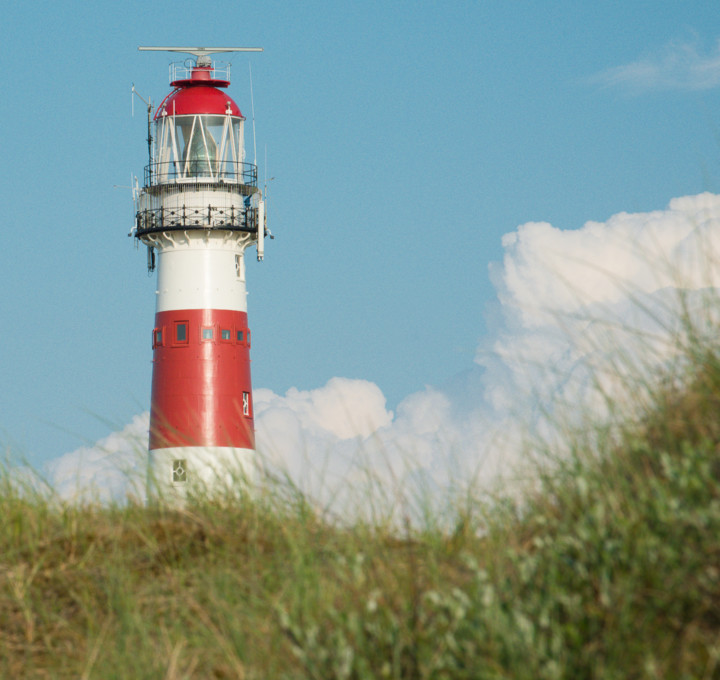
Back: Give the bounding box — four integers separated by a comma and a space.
237, 330, 244, 342
176, 322, 187, 343
221, 329, 231, 341
202, 327, 213, 340
153, 329, 162, 347
242, 391, 250, 416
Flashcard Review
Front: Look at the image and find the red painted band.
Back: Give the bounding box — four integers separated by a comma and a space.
149, 308, 254, 450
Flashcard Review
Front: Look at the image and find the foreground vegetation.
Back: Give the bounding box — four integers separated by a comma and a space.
3, 352, 720, 677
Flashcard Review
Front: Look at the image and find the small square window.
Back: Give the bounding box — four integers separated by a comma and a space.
176, 323, 187, 342
221, 329, 231, 340
202, 328, 213, 340
237, 330, 244, 342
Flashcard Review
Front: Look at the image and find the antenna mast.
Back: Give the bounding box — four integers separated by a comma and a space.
249, 63, 257, 168
131, 84, 153, 181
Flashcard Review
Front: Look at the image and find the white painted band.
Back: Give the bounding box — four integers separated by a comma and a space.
148, 446, 255, 498
153, 236, 249, 312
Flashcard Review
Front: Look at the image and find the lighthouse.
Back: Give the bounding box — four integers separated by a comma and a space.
132, 46, 266, 498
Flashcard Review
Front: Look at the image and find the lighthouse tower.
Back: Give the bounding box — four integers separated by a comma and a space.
133, 46, 266, 498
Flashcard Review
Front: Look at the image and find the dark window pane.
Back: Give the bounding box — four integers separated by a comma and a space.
237, 330, 244, 342
221, 329, 231, 340
176, 323, 187, 342
202, 328, 213, 340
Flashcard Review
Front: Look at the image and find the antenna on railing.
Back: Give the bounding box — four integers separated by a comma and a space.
131, 84, 153, 180
257, 144, 275, 261
249, 62, 257, 169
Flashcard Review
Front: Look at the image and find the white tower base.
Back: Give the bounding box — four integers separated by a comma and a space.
148, 446, 255, 503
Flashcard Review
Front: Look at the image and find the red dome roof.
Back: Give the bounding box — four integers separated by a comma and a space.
154, 68, 243, 120
155, 86, 242, 119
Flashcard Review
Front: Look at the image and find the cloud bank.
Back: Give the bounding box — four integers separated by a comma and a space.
482, 193, 720, 422
44, 193, 720, 513
589, 38, 720, 92
44, 413, 149, 503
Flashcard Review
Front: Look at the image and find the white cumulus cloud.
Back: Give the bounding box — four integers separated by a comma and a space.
41, 193, 720, 514
483, 192, 720, 418
46, 413, 149, 503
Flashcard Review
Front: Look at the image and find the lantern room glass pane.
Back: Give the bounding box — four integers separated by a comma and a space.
176, 115, 223, 178
155, 114, 244, 182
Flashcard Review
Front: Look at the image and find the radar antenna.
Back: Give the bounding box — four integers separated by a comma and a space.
139, 46, 262, 65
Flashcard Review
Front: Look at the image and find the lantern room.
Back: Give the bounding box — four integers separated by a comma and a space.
148, 62, 252, 186
134, 49, 265, 251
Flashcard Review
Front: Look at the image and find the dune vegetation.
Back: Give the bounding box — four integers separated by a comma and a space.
3, 310, 720, 679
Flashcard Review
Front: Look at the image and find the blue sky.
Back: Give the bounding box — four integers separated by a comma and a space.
3, 1, 720, 472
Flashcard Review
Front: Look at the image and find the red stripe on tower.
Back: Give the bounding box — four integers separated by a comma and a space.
150, 309, 254, 450
133, 46, 266, 498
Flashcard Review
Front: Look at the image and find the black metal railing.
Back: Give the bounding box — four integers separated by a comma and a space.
144, 161, 258, 187
135, 205, 259, 237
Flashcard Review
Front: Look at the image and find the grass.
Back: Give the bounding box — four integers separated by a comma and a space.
3, 312, 720, 677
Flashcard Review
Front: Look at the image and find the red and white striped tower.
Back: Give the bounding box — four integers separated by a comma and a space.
133, 47, 266, 497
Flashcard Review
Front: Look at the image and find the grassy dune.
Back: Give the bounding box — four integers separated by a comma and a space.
2, 346, 720, 677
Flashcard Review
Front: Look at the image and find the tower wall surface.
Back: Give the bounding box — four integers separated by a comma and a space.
147, 233, 255, 496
